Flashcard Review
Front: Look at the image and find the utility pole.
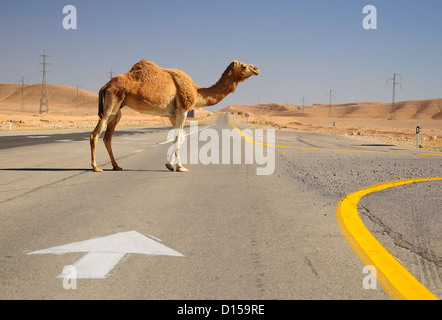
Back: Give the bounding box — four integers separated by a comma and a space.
76, 85, 80, 108
39, 50, 52, 114
326, 89, 335, 118
387, 73, 402, 120
109, 69, 114, 80
301, 96, 307, 114
18, 76, 28, 110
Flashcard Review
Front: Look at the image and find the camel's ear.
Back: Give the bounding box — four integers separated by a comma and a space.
231, 60, 239, 67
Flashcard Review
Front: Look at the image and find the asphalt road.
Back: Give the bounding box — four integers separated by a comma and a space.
0, 114, 441, 301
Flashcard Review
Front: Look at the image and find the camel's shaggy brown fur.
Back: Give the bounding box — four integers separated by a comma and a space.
90, 59, 259, 172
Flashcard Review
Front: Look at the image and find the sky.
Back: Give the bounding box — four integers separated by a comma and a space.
1, 0, 442, 111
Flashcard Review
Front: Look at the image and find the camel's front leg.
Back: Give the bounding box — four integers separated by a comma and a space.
166, 129, 187, 172
166, 110, 188, 172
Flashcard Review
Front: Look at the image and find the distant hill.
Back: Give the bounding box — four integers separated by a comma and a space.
5, 83, 440, 120
0, 83, 98, 115
221, 99, 442, 120
0, 83, 213, 119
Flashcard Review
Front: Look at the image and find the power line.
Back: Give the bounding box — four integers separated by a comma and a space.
39, 50, 52, 114
18, 76, 28, 110
326, 89, 335, 118
76, 84, 80, 108
301, 96, 307, 114
387, 73, 402, 120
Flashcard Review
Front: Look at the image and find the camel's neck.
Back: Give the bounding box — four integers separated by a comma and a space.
196, 68, 240, 107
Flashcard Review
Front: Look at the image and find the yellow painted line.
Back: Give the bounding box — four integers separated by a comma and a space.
227, 115, 440, 299
211, 112, 220, 123
336, 178, 441, 300
227, 115, 442, 157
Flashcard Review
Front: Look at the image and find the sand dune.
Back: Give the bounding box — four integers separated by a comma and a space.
221, 100, 442, 151
0, 83, 98, 110
0, 83, 213, 130
1, 82, 440, 151
222, 99, 442, 120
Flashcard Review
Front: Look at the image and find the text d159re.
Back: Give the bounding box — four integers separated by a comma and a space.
177, 304, 264, 317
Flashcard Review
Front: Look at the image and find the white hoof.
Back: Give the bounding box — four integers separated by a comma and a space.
176, 165, 189, 172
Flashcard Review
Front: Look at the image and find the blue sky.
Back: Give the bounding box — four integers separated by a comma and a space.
1, 0, 442, 110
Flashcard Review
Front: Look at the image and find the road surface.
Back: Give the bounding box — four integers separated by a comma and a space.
0, 114, 441, 301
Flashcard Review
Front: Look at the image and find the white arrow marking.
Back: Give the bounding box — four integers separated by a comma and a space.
58, 252, 126, 279
28, 231, 184, 279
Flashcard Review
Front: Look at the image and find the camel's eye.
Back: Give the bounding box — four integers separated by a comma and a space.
242, 66, 247, 70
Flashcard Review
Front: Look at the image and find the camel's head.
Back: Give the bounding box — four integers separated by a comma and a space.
231, 60, 260, 81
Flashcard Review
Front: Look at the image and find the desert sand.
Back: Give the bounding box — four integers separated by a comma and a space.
1, 83, 441, 151
222, 100, 442, 152
0, 83, 214, 131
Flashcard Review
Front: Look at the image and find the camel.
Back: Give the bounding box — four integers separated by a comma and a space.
90, 59, 259, 172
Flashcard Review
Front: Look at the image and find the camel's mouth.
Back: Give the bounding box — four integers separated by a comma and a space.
249, 65, 260, 75
234, 61, 260, 78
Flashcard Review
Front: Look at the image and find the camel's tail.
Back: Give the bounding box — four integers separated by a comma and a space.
98, 84, 109, 119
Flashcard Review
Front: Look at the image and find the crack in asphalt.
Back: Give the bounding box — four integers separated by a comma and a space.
359, 205, 441, 267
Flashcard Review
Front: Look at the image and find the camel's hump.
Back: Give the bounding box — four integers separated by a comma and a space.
128, 59, 161, 73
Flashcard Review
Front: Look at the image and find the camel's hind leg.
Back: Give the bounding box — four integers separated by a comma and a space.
103, 109, 123, 171
90, 118, 107, 172
90, 83, 124, 172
